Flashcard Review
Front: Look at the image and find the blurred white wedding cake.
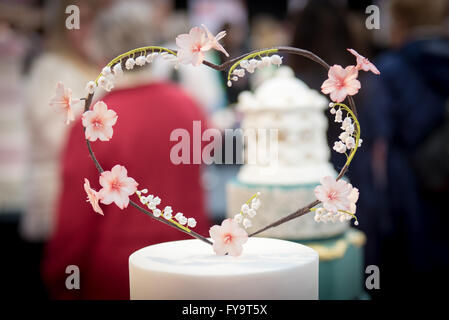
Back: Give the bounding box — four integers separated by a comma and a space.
227, 66, 348, 239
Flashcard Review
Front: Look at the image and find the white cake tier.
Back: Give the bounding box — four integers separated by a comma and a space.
237, 162, 336, 185
227, 180, 349, 239
129, 238, 319, 300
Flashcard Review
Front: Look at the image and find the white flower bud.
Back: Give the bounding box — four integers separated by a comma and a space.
227, 80, 232, 87
260, 56, 271, 67
152, 196, 161, 205
98, 76, 107, 89
240, 59, 249, 69
234, 214, 243, 224
345, 136, 356, 149
333, 141, 347, 153
125, 57, 135, 70
247, 208, 257, 218
335, 109, 343, 123
339, 131, 349, 142
243, 218, 252, 229
85, 81, 96, 94
163, 210, 172, 220
141, 189, 148, 194
179, 216, 188, 225
101, 66, 113, 78
241, 203, 250, 214
233, 68, 245, 77
314, 214, 321, 223
113, 63, 123, 77
175, 212, 184, 221
187, 218, 197, 228
153, 209, 161, 217
330, 107, 336, 114
135, 56, 146, 66
251, 198, 261, 210
270, 54, 283, 66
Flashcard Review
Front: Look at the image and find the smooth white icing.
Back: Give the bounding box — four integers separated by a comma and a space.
129, 238, 319, 300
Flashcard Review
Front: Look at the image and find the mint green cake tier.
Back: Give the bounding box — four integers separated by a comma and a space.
297, 229, 367, 300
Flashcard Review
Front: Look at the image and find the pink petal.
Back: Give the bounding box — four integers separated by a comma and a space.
321, 78, 337, 94
176, 48, 194, 64
212, 242, 228, 255
345, 79, 361, 96
191, 52, 204, 66
209, 225, 222, 240
189, 26, 205, 43
328, 65, 345, 81
227, 242, 244, 257
330, 88, 347, 103
175, 34, 191, 49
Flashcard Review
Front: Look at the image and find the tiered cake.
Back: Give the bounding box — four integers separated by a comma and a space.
227, 67, 366, 299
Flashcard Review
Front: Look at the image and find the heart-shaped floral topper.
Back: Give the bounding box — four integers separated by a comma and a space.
50, 25, 379, 256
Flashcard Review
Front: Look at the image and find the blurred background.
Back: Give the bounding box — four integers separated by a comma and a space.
0, 0, 448, 300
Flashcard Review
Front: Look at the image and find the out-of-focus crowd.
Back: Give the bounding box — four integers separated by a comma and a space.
0, 0, 448, 300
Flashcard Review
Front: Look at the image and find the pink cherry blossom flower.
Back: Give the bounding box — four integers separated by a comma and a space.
49, 81, 80, 125
83, 178, 103, 215
321, 65, 361, 103
314, 176, 353, 213
201, 24, 229, 57
98, 165, 138, 209
209, 218, 248, 256
176, 26, 212, 66
347, 48, 380, 75
82, 101, 118, 142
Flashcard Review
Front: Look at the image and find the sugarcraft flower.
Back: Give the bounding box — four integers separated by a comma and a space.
233, 192, 261, 229
347, 48, 380, 75
187, 218, 197, 228
84, 178, 103, 215
321, 65, 361, 103
314, 176, 353, 213
209, 218, 248, 256
85, 81, 96, 94
270, 54, 283, 67
176, 25, 229, 66
176, 26, 212, 66
125, 57, 135, 70
98, 165, 138, 209
49, 81, 80, 125
201, 24, 229, 57
82, 101, 118, 142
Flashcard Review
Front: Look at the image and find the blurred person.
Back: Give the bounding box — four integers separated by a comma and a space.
21, 0, 101, 243
354, 0, 449, 298
42, 0, 211, 299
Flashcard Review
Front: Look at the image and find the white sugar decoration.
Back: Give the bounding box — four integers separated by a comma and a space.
113, 63, 123, 76
270, 54, 283, 67
125, 57, 136, 70
85, 81, 96, 94
135, 56, 146, 66
187, 218, 197, 228
234, 192, 262, 228
243, 218, 252, 229
234, 214, 243, 223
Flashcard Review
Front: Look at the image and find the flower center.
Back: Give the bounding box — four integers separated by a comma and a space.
192, 43, 202, 53
110, 178, 122, 191
91, 117, 104, 129
327, 190, 338, 201
223, 233, 233, 244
